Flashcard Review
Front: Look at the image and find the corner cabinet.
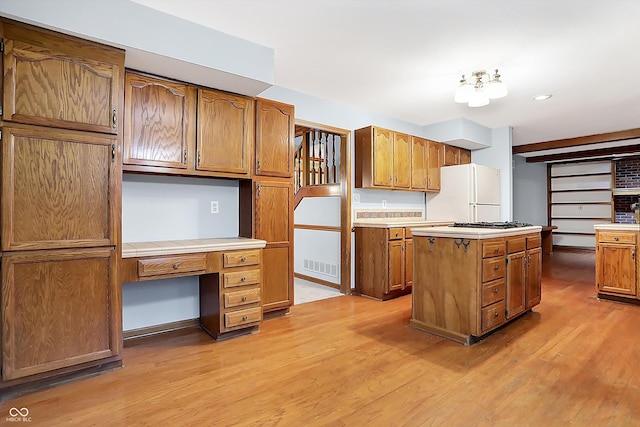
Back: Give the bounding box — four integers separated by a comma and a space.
596, 230, 637, 297
355, 226, 413, 300
0, 18, 124, 388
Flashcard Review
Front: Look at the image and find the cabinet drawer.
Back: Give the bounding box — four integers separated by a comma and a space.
225, 307, 262, 329
223, 250, 261, 268
405, 228, 413, 239
598, 231, 636, 244
223, 269, 261, 288
507, 237, 526, 254
482, 257, 505, 282
389, 228, 404, 240
482, 279, 505, 307
482, 301, 506, 332
138, 254, 206, 277
482, 240, 505, 258
224, 288, 261, 308
527, 235, 541, 249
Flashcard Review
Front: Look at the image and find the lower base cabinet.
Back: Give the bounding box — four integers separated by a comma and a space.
1, 248, 120, 382
595, 230, 638, 299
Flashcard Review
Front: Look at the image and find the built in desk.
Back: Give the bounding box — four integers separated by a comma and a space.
121, 238, 267, 340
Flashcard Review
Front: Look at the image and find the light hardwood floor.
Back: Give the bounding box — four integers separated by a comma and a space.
2, 249, 640, 426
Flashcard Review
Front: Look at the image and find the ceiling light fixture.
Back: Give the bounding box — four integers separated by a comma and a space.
533, 94, 552, 101
454, 69, 507, 107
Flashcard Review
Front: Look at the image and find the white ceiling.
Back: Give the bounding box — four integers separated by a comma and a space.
131, 0, 640, 148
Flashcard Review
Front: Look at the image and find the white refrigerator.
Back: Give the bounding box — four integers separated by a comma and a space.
426, 163, 501, 222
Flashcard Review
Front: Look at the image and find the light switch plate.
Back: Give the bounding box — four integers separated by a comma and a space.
210, 201, 219, 214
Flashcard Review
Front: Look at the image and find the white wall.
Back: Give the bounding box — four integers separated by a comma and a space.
512, 155, 548, 225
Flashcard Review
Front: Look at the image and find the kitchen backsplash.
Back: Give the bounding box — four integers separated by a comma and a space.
354, 209, 424, 220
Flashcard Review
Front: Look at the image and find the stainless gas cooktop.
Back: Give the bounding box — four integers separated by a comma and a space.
451, 221, 533, 229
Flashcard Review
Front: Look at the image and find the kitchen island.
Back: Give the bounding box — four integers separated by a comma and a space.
410, 224, 542, 344
594, 224, 640, 302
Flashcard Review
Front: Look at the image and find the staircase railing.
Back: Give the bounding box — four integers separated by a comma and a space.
294, 129, 341, 194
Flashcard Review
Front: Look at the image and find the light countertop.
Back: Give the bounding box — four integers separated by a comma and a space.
411, 225, 542, 239
122, 238, 267, 258
353, 220, 453, 228
594, 224, 640, 231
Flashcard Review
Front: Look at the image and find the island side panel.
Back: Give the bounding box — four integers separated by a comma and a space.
411, 236, 480, 342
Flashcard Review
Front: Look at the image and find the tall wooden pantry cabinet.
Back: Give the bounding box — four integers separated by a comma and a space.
0, 19, 123, 387
241, 98, 294, 314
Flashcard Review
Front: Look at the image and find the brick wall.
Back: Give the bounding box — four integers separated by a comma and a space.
614, 157, 640, 223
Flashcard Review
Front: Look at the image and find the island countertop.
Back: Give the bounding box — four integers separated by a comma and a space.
593, 223, 640, 231
411, 225, 542, 239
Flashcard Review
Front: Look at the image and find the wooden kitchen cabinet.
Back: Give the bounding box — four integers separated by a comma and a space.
411, 136, 428, 190
443, 145, 460, 166
255, 98, 294, 178
253, 179, 294, 313
459, 148, 472, 164
596, 231, 637, 297
0, 18, 124, 393
506, 234, 542, 319
196, 88, 253, 176
427, 140, 443, 191
1, 126, 118, 251
124, 72, 195, 170
1, 247, 120, 381
393, 132, 411, 188
355, 226, 413, 300
1, 19, 123, 135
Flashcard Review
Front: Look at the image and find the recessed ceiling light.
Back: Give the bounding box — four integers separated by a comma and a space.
533, 94, 552, 101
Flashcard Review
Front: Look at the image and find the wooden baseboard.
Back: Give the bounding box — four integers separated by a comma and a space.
123, 318, 200, 342
294, 272, 340, 290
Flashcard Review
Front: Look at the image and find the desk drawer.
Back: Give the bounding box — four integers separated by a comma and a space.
223, 250, 261, 268
224, 288, 261, 308
225, 307, 262, 329
138, 254, 206, 277
482, 257, 505, 282
223, 269, 261, 288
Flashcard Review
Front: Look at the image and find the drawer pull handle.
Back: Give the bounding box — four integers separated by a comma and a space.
241, 296, 248, 302
614, 237, 619, 241
494, 265, 500, 270
241, 276, 247, 282
241, 256, 247, 262
242, 315, 248, 321
494, 312, 499, 317
494, 247, 499, 252
173, 263, 180, 269
494, 288, 499, 294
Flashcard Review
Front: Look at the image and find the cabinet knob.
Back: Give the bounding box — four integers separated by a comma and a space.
241, 276, 247, 282
494, 312, 499, 317
494, 265, 500, 270
494, 247, 500, 252
494, 288, 499, 294
241, 256, 247, 262
614, 237, 619, 241
242, 315, 248, 321
241, 296, 247, 302
173, 263, 180, 269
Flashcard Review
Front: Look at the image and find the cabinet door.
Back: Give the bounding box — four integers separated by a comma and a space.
506, 252, 526, 319
373, 127, 393, 187
387, 240, 404, 293
255, 180, 292, 244
526, 247, 542, 308
1, 248, 120, 380
124, 72, 195, 169
255, 99, 294, 178
459, 149, 472, 164
261, 246, 292, 312
197, 89, 252, 176
1, 126, 116, 251
411, 137, 428, 190
393, 132, 411, 188
443, 146, 460, 166
427, 140, 442, 191
2, 21, 123, 134
597, 243, 636, 296
405, 239, 413, 288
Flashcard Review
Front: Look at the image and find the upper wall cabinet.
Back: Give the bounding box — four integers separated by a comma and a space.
124, 72, 196, 170
443, 145, 472, 166
427, 140, 443, 191
255, 98, 294, 178
411, 136, 428, 190
393, 132, 411, 188
197, 89, 253, 176
1, 19, 123, 134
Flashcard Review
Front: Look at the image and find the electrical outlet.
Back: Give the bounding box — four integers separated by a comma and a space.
382, 200, 387, 208
210, 201, 219, 214
353, 193, 361, 203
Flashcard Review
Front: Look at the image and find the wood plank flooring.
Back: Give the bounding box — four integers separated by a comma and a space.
2, 249, 640, 426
